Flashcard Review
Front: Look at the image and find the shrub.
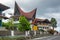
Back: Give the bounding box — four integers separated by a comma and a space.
48, 29, 55, 35
16, 37, 26, 40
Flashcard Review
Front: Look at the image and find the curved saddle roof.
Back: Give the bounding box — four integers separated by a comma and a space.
12, 2, 37, 20
0, 3, 9, 11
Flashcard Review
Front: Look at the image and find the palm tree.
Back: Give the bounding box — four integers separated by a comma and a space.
51, 18, 57, 30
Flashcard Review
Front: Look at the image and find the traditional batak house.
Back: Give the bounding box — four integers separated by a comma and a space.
11, 2, 52, 31
0, 3, 9, 27
11, 2, 37, 30
11, 2, 37, 24
32, 18, 51, 31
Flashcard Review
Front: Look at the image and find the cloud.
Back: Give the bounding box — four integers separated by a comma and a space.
43, 13, 60, 30
55, 27, 60, 32
1, 0, 60, 13
44, 13, 60, 18
0, 0, 14, 8
0, 0, 12, 3
45, 7, 60, 13
15, 0, 41, 11
3, 9, 14, 13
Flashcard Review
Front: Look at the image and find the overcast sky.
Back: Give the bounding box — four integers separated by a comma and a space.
0, 0, 60, 32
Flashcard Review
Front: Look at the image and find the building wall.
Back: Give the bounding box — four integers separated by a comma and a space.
37, 23, 51, 31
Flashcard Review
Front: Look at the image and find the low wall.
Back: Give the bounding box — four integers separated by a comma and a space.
0, 30, 25, 36
0, 30, 49, 36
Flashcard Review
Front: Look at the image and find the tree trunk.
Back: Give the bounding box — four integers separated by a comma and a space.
25, 31, 28, 36
40, 31, 43, 34
34, 31, 36, 36
53, 27, 54, 30
28, 31, 30, 36
25, 31, 30, 36
11, 30, 14, 36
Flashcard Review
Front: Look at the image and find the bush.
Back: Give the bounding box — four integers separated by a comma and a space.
16, 37, 26, 40
39, 29, 45, 32
48, 29, 55, 35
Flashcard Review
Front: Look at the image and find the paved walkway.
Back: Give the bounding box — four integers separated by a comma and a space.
31, 35, 60, 40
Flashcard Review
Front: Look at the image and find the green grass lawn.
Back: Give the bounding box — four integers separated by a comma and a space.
0, 36, 27, 40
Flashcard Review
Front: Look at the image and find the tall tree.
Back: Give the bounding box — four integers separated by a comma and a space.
2, 18, 14, 30
8, 18, 15, 36
6, 18, 14, 30
18, 16, 31, 36
2, 22, 10, 29
4, 18, 14, 36
2, 18, 17, 36
51, 18, 57, 30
